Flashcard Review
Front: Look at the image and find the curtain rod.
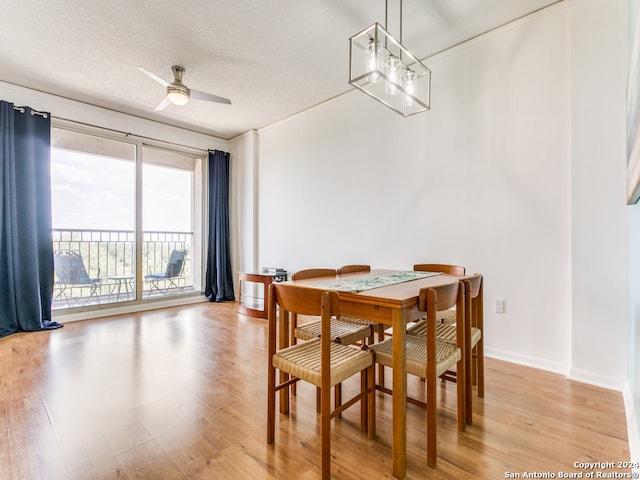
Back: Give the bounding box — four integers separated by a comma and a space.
13, 105, 49, 118
52, 115, 209, 154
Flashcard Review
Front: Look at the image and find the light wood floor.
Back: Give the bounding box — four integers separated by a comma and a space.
0, 302, 630, 479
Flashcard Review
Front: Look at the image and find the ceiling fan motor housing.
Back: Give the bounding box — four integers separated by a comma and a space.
167, 83, 189, 96
167, 66, 190, 104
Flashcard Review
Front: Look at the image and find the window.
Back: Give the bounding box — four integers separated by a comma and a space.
50, 126, 204, 309
142, 146, 203, 298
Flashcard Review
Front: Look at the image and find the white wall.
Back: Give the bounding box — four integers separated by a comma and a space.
569, 0, 629, 389
251, 1, 631, 391
257, 4, 575, 375
229, 130, 259, 293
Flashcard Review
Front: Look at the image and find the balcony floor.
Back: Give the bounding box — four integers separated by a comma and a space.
52, 285, 195, 310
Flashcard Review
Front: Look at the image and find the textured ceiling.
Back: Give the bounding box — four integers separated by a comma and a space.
0, 0, 561, 140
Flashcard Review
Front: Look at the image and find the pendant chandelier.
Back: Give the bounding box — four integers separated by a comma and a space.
348, 0, 431, 117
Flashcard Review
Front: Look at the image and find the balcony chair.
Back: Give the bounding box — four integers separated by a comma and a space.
145, 249, 187, 295
53, 250, 101, 306
368, 281, 466, 468
267, 283, 375, 480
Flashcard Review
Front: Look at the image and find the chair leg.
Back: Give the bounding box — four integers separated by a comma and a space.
472, 347, 478, 386
476, 286, 485, 398
89, 284, 101, 304
335, 383, 342, 418
321, 384, 331, 480
367, 364, 376, 439
377, 324, 385, 341
360, 372, 367, 432
280, 371, 290, 414
291, 315, 297, 397
54, 286, 71, 308
377, 324, 386, 386
267, 365, 276, 444
147, 279, 165, 296
457, 358, 467, 430
464, 347, 472, 426
168, 278, 184, 292
378, 364, 385, 387
426, 372, 437, 468
82, 284, 101, 305
477, 340, 485, 398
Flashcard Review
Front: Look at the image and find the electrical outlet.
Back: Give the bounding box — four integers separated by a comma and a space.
495, 299, 505, 314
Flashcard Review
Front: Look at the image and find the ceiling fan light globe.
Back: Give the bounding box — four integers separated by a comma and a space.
167, 90, 189, 106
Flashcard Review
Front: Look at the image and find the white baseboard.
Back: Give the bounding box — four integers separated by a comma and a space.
567, 367, 626, 392
485, 346, 568, 376
486, 347, 625, 391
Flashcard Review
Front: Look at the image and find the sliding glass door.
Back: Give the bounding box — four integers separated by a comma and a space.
50, 126, 204, 309
142, 146, 203, 298
51, 129, 136, 308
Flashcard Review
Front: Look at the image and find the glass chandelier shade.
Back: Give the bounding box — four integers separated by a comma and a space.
349, 22, 430, 117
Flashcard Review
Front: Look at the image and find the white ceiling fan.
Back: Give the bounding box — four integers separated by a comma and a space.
137, 65, 232, 111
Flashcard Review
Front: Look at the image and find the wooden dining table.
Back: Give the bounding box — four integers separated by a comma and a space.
283, 269, 465, 479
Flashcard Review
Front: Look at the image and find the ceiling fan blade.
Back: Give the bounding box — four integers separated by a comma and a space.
138, 66, 170, 87
190, 88, 232, 105
154, 96, 173, 111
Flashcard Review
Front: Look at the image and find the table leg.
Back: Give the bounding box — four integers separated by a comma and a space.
391, 309, 407, 479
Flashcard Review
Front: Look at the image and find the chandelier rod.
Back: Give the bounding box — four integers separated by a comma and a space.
400, 0, 403, 44
384, 0, 404, 59
385, 0, 388, 31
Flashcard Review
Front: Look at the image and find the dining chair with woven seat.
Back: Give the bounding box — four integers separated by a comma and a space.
291, 268, 373, 410
336, 265, 380, 343
413, 263, 466, 325
467, 274, 484, 398
338, 264, 394, 385
292, 268, 373, 347
414, 263, 466, 275
267, 283, 376, 480
368, 281, 466, 468
337, 264, 371, 275
406, 273, 484, 423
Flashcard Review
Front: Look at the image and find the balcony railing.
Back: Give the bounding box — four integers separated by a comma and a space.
52, 228, 194, 309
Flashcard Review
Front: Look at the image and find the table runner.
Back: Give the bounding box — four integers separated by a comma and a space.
306, 270, 442, 293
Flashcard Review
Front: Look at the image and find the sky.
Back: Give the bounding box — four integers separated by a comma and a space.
50, 149, 193, 232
